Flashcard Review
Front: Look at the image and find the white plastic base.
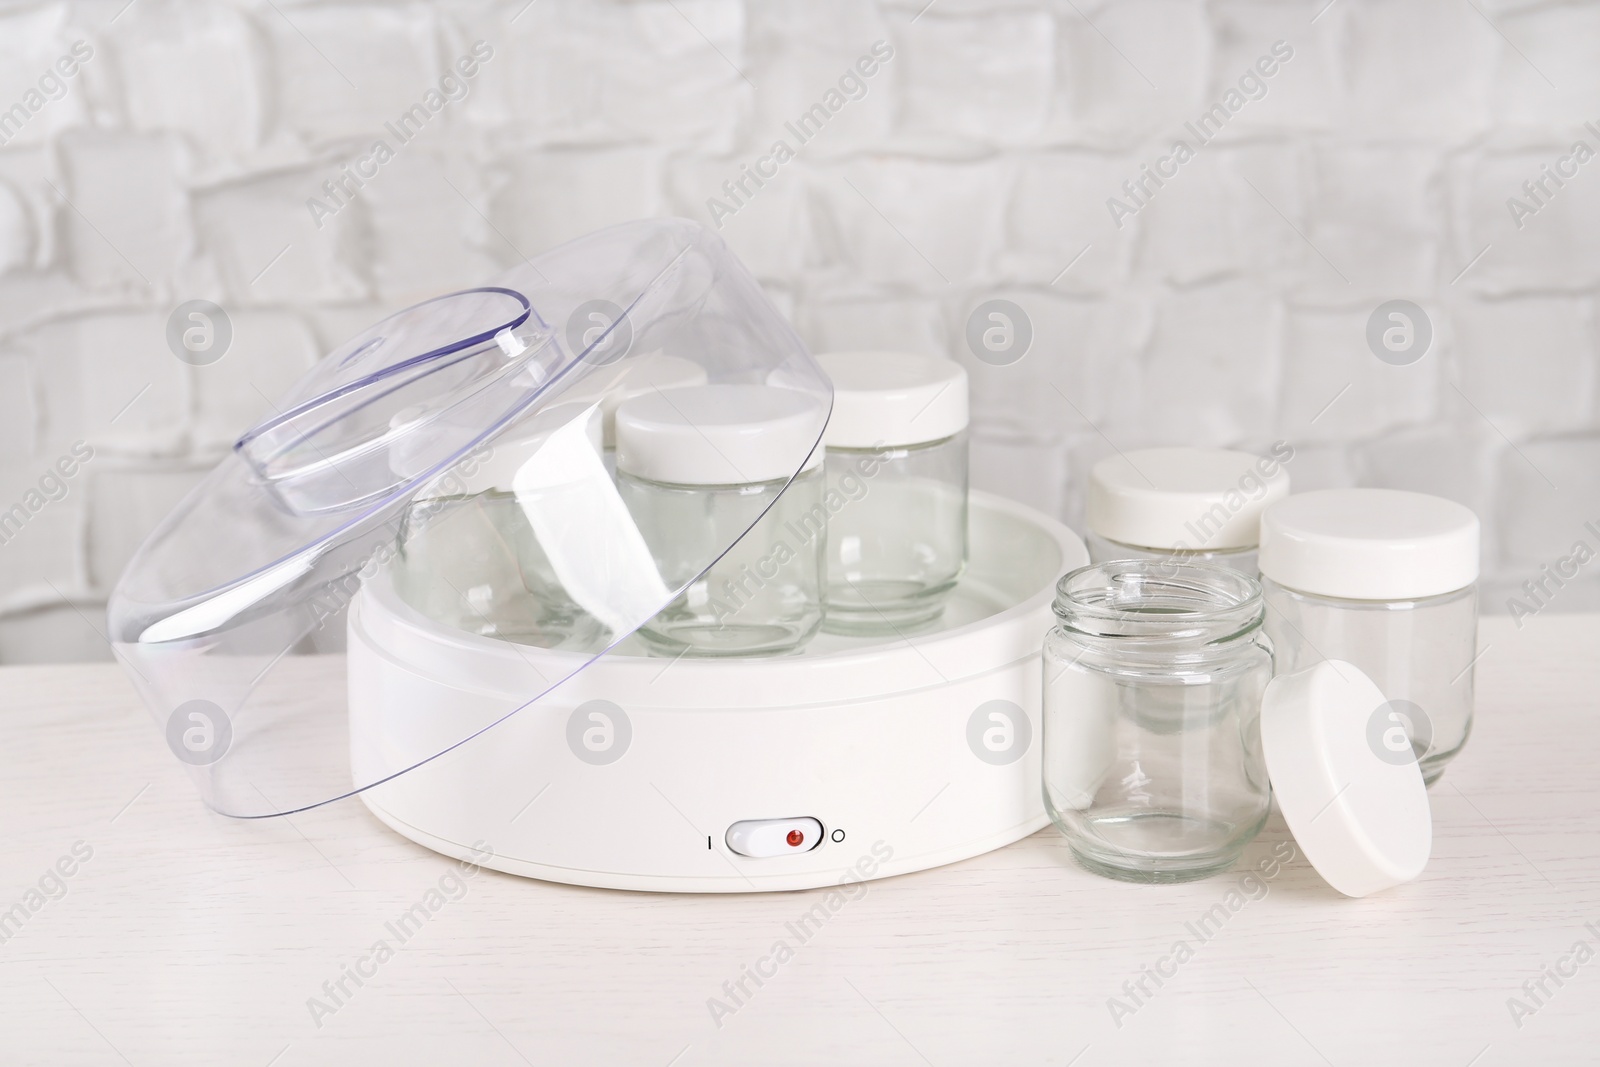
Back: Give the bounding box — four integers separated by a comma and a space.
349, 491, 1086, 892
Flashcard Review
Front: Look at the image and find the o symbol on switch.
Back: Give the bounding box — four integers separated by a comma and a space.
831, 829, 845, 843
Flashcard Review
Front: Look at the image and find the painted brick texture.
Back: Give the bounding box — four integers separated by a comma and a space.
0, 0, 1596, 661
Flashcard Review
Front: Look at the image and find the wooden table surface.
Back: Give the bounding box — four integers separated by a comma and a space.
1, 613, 1596, 1066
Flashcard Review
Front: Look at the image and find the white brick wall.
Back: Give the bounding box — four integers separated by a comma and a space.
1, 0, 1597, 662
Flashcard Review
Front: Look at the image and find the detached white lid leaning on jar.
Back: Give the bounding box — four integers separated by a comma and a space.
1262, 659, 1432, 897
1258, 488, 1480, 600
1087, 447, 1291, 551
615, 384, 823, 486
816, 352, 968, 449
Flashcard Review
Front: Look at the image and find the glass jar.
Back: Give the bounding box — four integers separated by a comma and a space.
815, 352, 969, 634
389, 406, 623, 651
1043, 560, 1274, 883
1259, 488, 1480, 786
616, 383, 825, 657
598, 354, 707, 456
1085, 445, 1292, 576
392, 491, 608, 649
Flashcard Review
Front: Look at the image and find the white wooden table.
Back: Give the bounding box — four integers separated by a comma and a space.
1, 614, 1596, 1066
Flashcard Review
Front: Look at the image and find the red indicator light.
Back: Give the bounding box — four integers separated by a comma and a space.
786, 829, 804, 847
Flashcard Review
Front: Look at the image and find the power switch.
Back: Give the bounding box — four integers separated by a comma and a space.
725, 818, 823, 858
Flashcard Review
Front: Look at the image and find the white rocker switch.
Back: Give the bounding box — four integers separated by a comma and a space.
725, 817, 823, 858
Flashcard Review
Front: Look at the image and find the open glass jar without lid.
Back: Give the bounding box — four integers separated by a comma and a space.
1043, 559, 1436, 897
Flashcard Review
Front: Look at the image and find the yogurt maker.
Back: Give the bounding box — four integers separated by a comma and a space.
109, 219, 1086, 892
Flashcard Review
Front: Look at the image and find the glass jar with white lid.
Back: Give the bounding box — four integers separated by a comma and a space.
1086, 445, 1292, 575
1044, 558, 1437, 896
815, 351, 969, 634
390, 405, 616, 650
596, 354, 707, 462
615, 383, 825, 657
1258, 488, 1480, 786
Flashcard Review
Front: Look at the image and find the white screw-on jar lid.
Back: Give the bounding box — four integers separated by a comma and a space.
1259, 488, 1479, 600
1262, 660, 1432, 897
391, 402, 604, 494
816, 351, 968, 449
615, 384, 824, 486
597, 354, 708, 449
1086, 447, 1292, 551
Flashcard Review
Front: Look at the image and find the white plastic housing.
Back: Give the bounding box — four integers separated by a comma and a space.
350, 491, 1086, 892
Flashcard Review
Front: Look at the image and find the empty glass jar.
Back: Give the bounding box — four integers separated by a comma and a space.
615, 383, 825, 657
389, 411, 614, 651
393, 491, 611, 649
816, 351, 969, 634
1085, 445, 1292, 576
1043, 561, 1274, 883
1259, 488, 1480, 786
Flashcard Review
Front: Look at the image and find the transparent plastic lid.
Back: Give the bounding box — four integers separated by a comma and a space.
108, 219, 831, 817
